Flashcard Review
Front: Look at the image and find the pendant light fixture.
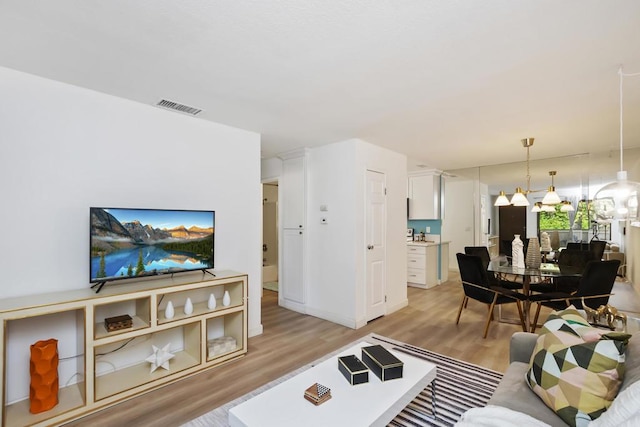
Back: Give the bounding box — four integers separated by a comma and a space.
593, 66, 640, 222
495, 191, 510, 206
494, 138, 564, 211
541, 171, 561, 205
560, 201, 575, 212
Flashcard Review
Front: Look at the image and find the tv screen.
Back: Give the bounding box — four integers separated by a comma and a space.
90, 207, 215, 283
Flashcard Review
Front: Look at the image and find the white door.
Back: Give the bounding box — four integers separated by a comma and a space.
366, 170, 386, 321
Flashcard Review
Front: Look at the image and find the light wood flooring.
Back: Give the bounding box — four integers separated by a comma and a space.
66, 275, 640, 426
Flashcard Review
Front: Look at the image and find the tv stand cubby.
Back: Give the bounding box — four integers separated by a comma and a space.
0, 270, 247, 427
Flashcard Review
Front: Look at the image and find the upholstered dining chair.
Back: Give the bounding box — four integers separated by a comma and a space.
456, 253, 527, 338
529, 249, 594, 293
464, 246, 523, 290
565, 242, 585, 250
589, 240, 607, 261
529, 259, 621, 332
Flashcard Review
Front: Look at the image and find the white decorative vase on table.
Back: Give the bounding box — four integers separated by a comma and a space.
164, 301, 175, 320
207, 293, 217, 310
184, 297, 194, 315
222, 290, 231, 307
525, 237, 541, 269
512, 235, 525, 268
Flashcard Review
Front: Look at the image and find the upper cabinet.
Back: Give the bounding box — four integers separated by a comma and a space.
408, 170, 443, 219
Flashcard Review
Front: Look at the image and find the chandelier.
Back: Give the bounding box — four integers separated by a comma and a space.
592, 66, 640, 222
494, 138, 565, 211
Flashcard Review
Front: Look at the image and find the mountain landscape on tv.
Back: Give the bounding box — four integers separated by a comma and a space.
90, 208, 214, 282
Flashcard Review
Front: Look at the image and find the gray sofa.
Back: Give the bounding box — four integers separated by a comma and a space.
487, 331, 640, 426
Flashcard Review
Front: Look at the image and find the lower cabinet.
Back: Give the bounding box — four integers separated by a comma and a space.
0, 271, 247, 427
407, 244, 438, 289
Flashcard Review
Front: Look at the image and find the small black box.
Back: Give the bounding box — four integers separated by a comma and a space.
104, 314, 133, 332
338, 355, 369, 385
361, 345, 403, 381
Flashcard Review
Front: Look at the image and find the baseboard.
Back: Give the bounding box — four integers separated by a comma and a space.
248, 324, 263, 338
305, 306, 357, 329
278, 298, 307, 314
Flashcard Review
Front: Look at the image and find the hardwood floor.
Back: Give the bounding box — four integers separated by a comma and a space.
66, 275, 640, 426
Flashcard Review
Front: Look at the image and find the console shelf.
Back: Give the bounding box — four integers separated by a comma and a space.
0, 270, 247, 427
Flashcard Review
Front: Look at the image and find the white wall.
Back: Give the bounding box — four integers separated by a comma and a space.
1, 67, 263, 401
261, 157, 282, 181
629, 225, 640, 291
264, 138, 407, 328
306, 141, 358, 326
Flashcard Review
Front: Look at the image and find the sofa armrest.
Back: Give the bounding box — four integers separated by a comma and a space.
510, 332, 538, 363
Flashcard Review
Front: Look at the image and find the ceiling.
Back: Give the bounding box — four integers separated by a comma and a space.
1, 1, 640, 172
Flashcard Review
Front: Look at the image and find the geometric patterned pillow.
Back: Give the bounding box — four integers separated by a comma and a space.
527, 311, 630, 427
537, 305, 592, 337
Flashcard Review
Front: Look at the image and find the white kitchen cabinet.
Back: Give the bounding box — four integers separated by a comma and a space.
407, 243, 438, 289
408, 171, 442, 219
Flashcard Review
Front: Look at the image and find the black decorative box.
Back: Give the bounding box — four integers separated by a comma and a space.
361, 345, 403, 381
104, 314, 133, 332
338, 355, 369, 385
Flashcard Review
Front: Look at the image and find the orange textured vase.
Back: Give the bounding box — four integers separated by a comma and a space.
29, 338, 59, 414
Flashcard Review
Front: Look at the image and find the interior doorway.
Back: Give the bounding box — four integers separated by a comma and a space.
499, 205, 527, 256
262, 182, 279, 292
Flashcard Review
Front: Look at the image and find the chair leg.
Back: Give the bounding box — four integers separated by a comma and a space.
531, 303, 542, 333
515, 301, 526, 331
456, 296, 467, 325
483, 295, 498, 338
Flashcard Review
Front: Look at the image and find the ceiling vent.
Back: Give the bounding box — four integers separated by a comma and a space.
156, 99, 203, 116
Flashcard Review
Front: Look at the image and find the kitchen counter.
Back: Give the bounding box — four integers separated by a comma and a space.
407, 241, 450, 247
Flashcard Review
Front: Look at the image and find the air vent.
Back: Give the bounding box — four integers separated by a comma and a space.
156, 99, 203, 116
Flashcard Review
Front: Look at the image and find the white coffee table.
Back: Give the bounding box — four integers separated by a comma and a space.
228, 341, 437, 427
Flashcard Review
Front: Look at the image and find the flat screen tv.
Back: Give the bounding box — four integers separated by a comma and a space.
90, 207, 215, 286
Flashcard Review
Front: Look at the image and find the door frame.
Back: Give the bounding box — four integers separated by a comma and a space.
364, 169, 387, 322
261, 177, 280, 301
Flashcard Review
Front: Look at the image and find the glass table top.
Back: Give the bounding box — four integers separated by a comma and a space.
488, 261, 583, 278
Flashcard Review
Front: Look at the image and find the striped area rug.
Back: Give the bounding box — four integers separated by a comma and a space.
183, 334, 502, 427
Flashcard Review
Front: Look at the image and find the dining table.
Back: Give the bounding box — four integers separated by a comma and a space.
488, 261, 583, 332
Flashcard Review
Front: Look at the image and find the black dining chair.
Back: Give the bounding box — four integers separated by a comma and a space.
456, 253, 527, 338
566, 242, 589, 251
464, 246, 523, 290
589, 240, 607, 261
529, 259, 621, 332
529, 249, 594, 293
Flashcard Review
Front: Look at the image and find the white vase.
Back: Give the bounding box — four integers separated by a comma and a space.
184, 297, 193, 315
164, 301, 175, 319
512, 234, 525, 268
207, 293, 217, 310
222, 290, 231, 307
